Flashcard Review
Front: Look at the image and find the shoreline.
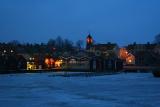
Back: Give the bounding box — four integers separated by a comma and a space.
0, 68, 152, 74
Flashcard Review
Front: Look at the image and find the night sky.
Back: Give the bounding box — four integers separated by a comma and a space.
0, 0, 160, 46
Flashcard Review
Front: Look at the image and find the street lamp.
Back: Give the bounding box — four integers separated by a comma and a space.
11, 50, 14, 53
4, 50, 6, 53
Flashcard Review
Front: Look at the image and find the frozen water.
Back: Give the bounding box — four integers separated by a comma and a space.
0, 72, 160, 107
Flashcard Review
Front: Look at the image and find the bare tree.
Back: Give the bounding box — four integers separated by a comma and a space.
55, 36, 64, 50
64, 39, 74, 51
47, 39, 55, 46
8, 40, 20, 45
154, 34, 160, 44
76, 40, 84, 50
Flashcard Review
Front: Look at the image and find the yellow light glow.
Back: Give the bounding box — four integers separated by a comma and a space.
50, 58, 54, 65
27, 62, 36, 70
128, 59, 132, 63
45, 58, 49, 65
126, 53, 135, 65
55, 60, 63, 68
119, 48, 128, 60
87, 38, 92, 44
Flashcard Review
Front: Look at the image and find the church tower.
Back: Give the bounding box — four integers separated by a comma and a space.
86, 34, 93, 50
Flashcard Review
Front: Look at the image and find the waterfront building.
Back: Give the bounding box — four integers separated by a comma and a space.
59, 50, 90, 70
126, 43, 159, 66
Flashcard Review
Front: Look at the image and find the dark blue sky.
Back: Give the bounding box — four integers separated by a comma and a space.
0, 0, 160, 46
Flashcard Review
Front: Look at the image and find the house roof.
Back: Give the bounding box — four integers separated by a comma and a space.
87, 34, 92, 39
127, 43, 157, 50
92, 43, 118, 51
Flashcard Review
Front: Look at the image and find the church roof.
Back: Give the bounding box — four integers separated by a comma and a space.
87, 34, 92, 38
92, 43, 118, 50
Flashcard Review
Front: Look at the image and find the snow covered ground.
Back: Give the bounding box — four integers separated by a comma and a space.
0, 72, 160, 107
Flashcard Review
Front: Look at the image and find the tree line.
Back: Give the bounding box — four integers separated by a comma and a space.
0, 36, 85, 71
0, 36, 85, 56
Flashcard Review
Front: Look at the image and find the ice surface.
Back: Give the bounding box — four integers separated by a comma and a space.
0, 72, 160, 107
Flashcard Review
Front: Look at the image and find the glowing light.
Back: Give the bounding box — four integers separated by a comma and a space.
53, 48, 56, 51
126, 54, 135, 65
55, 60, 63, 68
4, 50, 6, 53
87, 38, 93, 44
45, 58, 49, 65
50, 58, 54, 65
128, 59, 132, 63
27, 62, 36, 70
119, 48, 128, 60
45, 58, 55, 68
119, 48, 135, 65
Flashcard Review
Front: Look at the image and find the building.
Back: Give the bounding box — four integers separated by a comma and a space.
119, 48, 135, 65
85, 34, 122, 71
59, 50, 90, 70
89, 43, 119, 59
126, 43, 159, 66
26, 57, 36, 70
126, 53, 135, 65
86, 34, 93, 50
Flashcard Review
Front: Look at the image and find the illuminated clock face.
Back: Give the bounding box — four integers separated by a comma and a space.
87, 38, 93, 44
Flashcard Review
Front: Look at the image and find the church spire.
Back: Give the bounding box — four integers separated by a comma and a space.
86, 33, 93, 50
